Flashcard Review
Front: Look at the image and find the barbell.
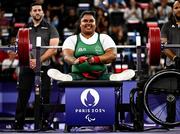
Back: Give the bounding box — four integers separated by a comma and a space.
0, 28, 180, 66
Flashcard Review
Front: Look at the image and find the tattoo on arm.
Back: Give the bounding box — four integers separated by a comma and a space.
64, 55, 77, 65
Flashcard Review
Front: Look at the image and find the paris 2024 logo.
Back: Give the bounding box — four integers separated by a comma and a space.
80, 88, 100, 107
80, 88, 100, 122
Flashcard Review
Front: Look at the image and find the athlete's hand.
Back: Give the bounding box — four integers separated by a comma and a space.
73, 56, 88, 64
88, 56, 101, 64
78, 56, 88, 64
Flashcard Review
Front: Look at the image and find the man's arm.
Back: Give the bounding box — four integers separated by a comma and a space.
163, 48, 177, 61
30, 38, 59, 69
40, 38, 59, 62
161, 23, 177, 61
161, 37, 177, 61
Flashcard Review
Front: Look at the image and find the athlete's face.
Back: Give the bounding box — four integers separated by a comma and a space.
173, 1, 180, 21
80, 14, 96, 36
30, 5, 44, 22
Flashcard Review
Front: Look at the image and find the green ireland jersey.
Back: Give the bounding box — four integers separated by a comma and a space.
72, 34, 107, 73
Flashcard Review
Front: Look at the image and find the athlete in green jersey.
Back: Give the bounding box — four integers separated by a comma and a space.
48, 11, 135, 81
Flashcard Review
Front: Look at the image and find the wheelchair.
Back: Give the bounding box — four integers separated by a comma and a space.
143, 69, 180, 128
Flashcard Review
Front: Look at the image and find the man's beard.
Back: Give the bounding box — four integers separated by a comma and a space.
33, 15, 43, 22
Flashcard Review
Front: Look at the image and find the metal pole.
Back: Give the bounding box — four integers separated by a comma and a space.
34, 37, 42, 130
136, 34, 142, 80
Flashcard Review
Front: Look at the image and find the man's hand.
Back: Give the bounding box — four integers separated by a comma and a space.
30, 59, 36, 69
174, 56, 180, 70
88, 56, 101, 64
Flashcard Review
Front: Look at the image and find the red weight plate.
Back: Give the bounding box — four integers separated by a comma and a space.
147, 28, 161, 66
18, 28, 30, 66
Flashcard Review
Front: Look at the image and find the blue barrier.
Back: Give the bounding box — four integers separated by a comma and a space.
0, 81, 137, 123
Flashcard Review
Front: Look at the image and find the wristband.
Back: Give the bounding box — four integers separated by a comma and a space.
90, 56, 101, 64
93, 56, 100, 63
78, 56, 88, 64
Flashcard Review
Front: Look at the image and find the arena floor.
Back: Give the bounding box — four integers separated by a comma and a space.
0, 124, 180, 134
0, 128, 180, 134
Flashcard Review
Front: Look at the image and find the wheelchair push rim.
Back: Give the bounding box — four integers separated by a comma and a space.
143, 69, 180, 127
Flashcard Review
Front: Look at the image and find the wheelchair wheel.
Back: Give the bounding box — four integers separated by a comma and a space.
143, 69, 180, 127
